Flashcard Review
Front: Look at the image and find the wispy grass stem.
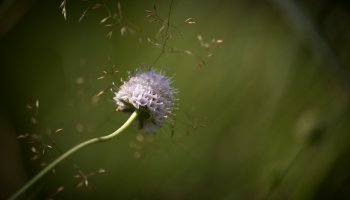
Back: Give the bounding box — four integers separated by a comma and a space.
8, 111, 138, 200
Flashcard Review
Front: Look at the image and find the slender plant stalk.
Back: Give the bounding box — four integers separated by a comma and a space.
9, 111, 139, 200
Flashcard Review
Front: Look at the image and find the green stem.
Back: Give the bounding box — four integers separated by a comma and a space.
9, 111, 138, 200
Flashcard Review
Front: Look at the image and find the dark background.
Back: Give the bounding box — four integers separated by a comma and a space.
1, 0, 350, 199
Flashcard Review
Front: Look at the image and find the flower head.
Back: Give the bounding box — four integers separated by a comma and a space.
114, 69, 176, 132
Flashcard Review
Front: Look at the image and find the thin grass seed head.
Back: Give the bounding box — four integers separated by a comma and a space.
114, 69, 176, 132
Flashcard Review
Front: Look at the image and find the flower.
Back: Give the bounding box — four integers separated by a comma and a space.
114, 69, 176, 132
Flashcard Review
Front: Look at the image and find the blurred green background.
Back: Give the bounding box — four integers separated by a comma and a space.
1, 0, 350, 199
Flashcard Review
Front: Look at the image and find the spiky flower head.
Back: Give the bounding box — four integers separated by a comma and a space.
114, 69, 176, 132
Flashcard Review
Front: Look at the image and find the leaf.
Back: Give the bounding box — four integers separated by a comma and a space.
185, 18, 196, 24
184, 50, 193, 55
60, 1, 67, 21
17, 133, 30, 139
117, 2, 121, 11
95, 90, 104, 97
78, 10, 87, 22
62, 8, 67, 20
84, 179, 89, 187
55, 128, 63, 133
184, 18, 192, 22
100, 16, 110, 24
35, 99, 39, 109
76, 181, 84, 188
106, 31, 113, 39
59, 1, 65, 8
97, 168, 106, 174
31, 146, 37, 153
120, 26, 127, 36
56, 186, 64, 193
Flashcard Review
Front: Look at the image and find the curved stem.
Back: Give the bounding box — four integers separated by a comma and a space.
9, 111, 138, 200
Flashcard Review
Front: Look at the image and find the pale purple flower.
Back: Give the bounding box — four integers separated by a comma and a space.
114, 69, 176, 132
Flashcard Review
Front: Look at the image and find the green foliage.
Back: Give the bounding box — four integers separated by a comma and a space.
1, 0, 350, 199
